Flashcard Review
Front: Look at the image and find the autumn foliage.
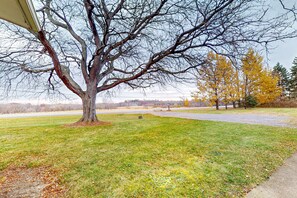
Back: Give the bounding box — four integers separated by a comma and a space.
183, 98, 190, 107
196, 52, 239, 110
195, 49, 281, 109
242, 49, 281, 107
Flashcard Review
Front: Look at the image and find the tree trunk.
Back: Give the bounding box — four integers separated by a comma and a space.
167, 104, 171, 111
225, 103, 228, 109
215, 88, 219, 110
244, 76, 248, 109
215, 100, 219, 110
79, 83, 98, 123
233, 101, 236, 108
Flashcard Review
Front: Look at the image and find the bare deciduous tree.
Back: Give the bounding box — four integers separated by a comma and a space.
0, 0, 296, 123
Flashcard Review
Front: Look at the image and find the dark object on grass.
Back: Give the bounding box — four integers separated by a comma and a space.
138, 115, 143, 119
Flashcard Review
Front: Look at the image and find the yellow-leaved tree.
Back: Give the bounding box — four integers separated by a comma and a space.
242, 49, 281, 107
196, 52, 236, 110
194, 49, 280, 110
184, 98, 190, 107
257, 69, 281, 104
230, 68, 242, 108
220, 57, 241, 109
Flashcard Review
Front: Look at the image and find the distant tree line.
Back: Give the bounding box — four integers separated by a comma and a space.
193, 49, 282, 110
0, 103, 82, 114
0, 100, 206, 114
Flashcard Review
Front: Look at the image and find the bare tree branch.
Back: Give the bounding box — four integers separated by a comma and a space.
0, 0, 297, 122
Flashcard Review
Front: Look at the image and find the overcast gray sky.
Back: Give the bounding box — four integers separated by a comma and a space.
269, 38, 297, 68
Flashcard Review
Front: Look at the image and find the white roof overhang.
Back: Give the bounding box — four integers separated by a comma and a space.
0, 0, 40, 32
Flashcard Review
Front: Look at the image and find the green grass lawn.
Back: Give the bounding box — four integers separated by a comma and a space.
1, 114, 297, 197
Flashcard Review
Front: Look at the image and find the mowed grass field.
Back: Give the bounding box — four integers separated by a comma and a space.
1, 114, 297, 197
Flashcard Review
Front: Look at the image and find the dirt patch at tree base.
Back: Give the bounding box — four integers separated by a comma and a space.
65, 121, 112, 127
0, 166, 66, 198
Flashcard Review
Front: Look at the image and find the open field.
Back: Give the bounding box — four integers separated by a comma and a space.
1, 114, 297, 197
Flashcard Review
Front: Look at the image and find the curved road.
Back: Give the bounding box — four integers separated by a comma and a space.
152, 111, 292, 127
0, 108, 292, 127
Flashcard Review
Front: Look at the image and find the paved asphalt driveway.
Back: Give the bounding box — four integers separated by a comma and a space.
153, 111, 291, 127
0, 109, 292, 127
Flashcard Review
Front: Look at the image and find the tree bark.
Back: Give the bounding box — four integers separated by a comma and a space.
215, 100, 219, 110
233, 101, 236, 108
78, 82, 98, 122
